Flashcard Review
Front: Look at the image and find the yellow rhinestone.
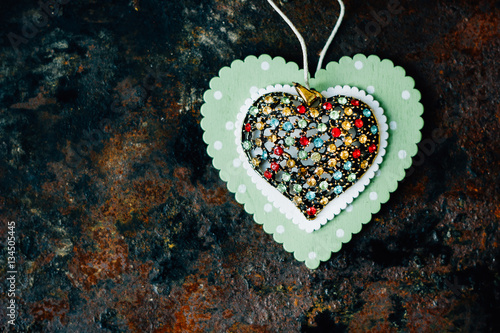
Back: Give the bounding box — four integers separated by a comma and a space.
344, 107, 353, 116
287, 159, 296, 168
251, 158, 260, 166
328, 144, 337, 153
256, 122, 264, 130
263, 106, 272, 115
293, 196, 302, 205
310, 108, 320, 118
359, 134, 367, 144
344, 136, 353, 146
299, 168, 307, 177
340, 151, 349, 160
342, 120, 351, 130
307, 177, 317, 187
265, 96, 274, 104
361, 160, 369, 169
268, 134, 277, 143
320, 197, 329, 206
282, 107, 292, 116
328, 158, 337, 167
314, 167, 324, 176
255, 138, 262, 146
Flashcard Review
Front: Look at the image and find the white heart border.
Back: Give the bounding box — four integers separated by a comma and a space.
234, 85, 389, 233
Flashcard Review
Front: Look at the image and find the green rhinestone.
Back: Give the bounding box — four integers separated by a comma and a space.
317, 123, 327, 132
311, 152, 321, 162
298, 150, 308, 160
277, 184, 287, 193
319, 181, 329, 190
298, 119, 308, 128
338, 97, 347, 104
281, 96, 291, 104
293, 184, 302, 193
347, 173, 356, 182
330, 110, 340, 120
249, 106, 259, 116
242, 141, 252, 150
285, 136, 295, 146
282, 172, 291, 182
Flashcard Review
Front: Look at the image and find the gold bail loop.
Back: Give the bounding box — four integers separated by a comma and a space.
293, 82, 324, 107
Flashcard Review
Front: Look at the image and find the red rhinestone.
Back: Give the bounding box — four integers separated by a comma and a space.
306, 206, 317, 216
297, 105, 306, 114
270, 162, 280, 171
355, 119, 363, 128
300, 137, 310, 146
351, 99, 360, 106
369, 144, 377, 153
331, 128, 341, 138
245, 123, 252, 132
353, 149, 361, 158
322, 102, 333, 110
264, 170, 273, 179
274, 147, 283, 156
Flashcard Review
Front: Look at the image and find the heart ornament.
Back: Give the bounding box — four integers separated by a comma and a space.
201, 54, 423, 268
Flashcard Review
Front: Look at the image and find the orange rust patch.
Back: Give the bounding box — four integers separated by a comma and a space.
31, 298, 69, 324
10, 92, 56, 110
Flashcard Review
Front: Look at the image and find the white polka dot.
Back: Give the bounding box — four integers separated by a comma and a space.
369, 192, 378, 200
233, 158, 241, 168
250, 86, 259, 95
238, 184, 246, 193
402, 90, 411, 100
214, 91, 223, 100
390, 121, 397, 130
346, 205, 353, 212
264, 203, 272, 212
214, 141, 223, 150
261, 61, 270, 70
398, 150, 407, 159
367, 86, 375, 94
308, 252, 317, 259
355, 61, 363, 70
225, 121, 234, 130
336, 229, 345, 237
276, 225, 285, 234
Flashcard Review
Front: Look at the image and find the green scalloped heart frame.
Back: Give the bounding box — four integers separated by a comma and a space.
201, 54, 423, 269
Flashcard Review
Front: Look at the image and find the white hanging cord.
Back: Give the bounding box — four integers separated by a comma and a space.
267, 0, 345, 86
266, 0, 310, 88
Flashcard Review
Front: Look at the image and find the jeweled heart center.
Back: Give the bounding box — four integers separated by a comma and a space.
241, 91, 380, 219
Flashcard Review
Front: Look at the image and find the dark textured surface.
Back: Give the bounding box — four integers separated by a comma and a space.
0, 0, 499, 331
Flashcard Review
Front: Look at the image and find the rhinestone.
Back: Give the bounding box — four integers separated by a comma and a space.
351, 99, 360, 106
285, 137, 295, 146
347, 173, 356, 182
338, 97, 347, 104
363, 108, 371, 117
343, 161, 352, 170
355, 119, 363, 128
340, 151, 349, 160
369, 144, 377, 153
282, 172, 291, 181
293, 184, 303, 193
256, 122, 264, 130
251, 158, 260, 166
298, 150, 308, 160
328, 158, 337, 168
306, 206, 317, 216
317, 123, 327, 132
245, 123, 252, 132
330, 110, 340, 120
281, 96, 291, 104
264, 96, 274, 104
283, 107, 292, 116
323, 102, 333, 110
283, 121, 293, 131
298, 168, 307, 177
249, 106, 259, 116
268, 134, 278, 143
298, 119, 308, 128
314, 167, 324, 176
342, 121, 351, 130
307, 177, 317, 186
359, 134, 367, 144
334, 185, 343, 194
263, 106, 272, 114
311, 152, 321, 162
328, 144, 337, 153
320, 197, 329, 205
310, 108, 320, 118
361, 160, 369, 169
306, 191, 316, 200
371, 125, 378, 134
255, 138, 262, 146
344, 107, 353, 116
353, 149, 361, 158
242, 141, 252, 150
262, 150, 268, 160
344, 136, 353, 146
264, 170, 272, 179
293, 196, 302, 205
274, 147, 283, 156
277, 184, 287, 193
333, 171, 342, 180
319, 181, 328, 190
286, 159, 296, 168
270, 118, 279, 127
300, 137, 310, 146
297, 105, 306, 114
270, 162, 280, 171
313, 138, 324, 148
332, 127, 341, 138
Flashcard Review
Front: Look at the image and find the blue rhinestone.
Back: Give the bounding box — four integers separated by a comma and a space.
333, 171, 342, 180
270, 118, 280, 128
371, 125, 378, 134
334, 185, 343, 194
313, 138, 324, 148
262, 150, 268, 160
363, 108, 371, 117
283, 121, 293, 131
343, 161, 352, 170
306, 191, 316, 200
